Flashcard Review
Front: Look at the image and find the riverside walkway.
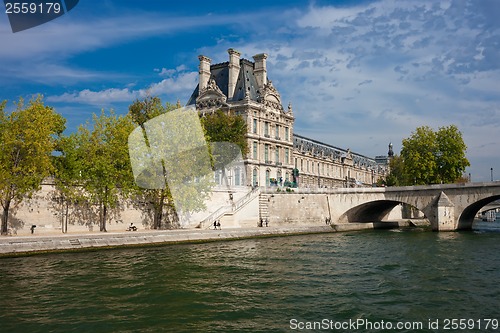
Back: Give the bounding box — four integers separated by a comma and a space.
0, 226, 336, 257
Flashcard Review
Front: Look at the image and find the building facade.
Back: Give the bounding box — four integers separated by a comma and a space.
188, 49, 388, 188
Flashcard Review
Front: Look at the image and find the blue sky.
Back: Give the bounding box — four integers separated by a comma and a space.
1, 0, 499, 182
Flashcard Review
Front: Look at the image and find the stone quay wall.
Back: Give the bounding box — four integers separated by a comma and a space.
3, 180, 403, 237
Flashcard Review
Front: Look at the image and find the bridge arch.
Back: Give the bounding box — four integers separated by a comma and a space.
457, 195, 500, 229
339, 200, 424, 223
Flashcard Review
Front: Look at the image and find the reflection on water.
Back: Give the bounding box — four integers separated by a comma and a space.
0, 230, 499, 332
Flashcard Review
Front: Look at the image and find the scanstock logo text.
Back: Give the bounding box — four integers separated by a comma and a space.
4, 0, 79, 33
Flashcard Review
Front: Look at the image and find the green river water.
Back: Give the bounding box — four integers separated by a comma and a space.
0, 229, 499, 332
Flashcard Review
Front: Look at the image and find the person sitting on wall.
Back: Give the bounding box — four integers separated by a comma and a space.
127, 223, 137, 231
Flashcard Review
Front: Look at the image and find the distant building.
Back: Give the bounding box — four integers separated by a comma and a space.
188, 49, 388, 188
375, 142, 394, 165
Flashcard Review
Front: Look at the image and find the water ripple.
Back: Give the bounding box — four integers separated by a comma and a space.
0, 231, 499, 332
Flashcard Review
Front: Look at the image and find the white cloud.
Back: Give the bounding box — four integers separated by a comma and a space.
199, 0, 500, 181
46, 71, 197, 105
0, 9, 273, 85
1, 63, 114, 86
47, 88, 138, 105
0, 9, 278, 62
4, 0, 499, 181
296, 4, 369, 31
146, 72, 198, 96
155, 64, 190, 77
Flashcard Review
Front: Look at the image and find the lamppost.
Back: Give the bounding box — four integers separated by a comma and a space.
491, 168, 494, 182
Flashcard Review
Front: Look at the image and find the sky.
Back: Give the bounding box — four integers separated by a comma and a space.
0, 0, 499, 182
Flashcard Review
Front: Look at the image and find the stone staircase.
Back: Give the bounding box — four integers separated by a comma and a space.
197, 187, 260, 229
259, 194, 270, 224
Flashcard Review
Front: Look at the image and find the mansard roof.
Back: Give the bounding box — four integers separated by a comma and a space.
234, 59, 260, 101
293, 134, 381, 168
187, 58, 262, 106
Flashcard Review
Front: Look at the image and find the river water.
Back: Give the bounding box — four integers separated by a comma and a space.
1, 229, 499, 333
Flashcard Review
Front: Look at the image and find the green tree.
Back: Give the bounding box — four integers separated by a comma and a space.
435, 125, 470, 183
128, 99, 248, 228
74, 110, 135, 232
400, 125, 469, 185
0, 96, 65, 235
52, 135, 88, 233
128, 97, 178, 229
200, 109, 248, 158
401, 126, 437, 185
385, 155, 406, 186
201, 110, 248, 187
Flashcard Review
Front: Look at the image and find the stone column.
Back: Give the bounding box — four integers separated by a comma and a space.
434, 191, 456, 231
198, 55, 211, 92
227, 48, 241, 100
253, 53, 268, 89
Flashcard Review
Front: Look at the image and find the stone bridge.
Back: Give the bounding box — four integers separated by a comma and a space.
262, 182, 500, 231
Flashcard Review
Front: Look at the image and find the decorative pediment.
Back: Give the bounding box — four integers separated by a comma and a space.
341, 149, 354, 165
258, 80, 284, 111
196, 77, 227, 109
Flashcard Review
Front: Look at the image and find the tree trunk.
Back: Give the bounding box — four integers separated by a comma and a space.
1, 200, 11, 235
100, 187, 108, 232
63, 201, 69, 233
100, 202, 108, 232
153, 207, 163, 230
152, 191, 165, 230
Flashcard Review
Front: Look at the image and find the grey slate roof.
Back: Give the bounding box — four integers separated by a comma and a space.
294, 134, 380, 168
187, 59, 261, 105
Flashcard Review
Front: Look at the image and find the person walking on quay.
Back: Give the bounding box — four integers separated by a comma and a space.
214, 221, 218, 230
217, 221, 221, 230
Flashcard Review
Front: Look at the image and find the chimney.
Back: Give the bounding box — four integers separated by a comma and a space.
253, 53, 268, 88
227, 48, 241, 100
198, 55, 211, 92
